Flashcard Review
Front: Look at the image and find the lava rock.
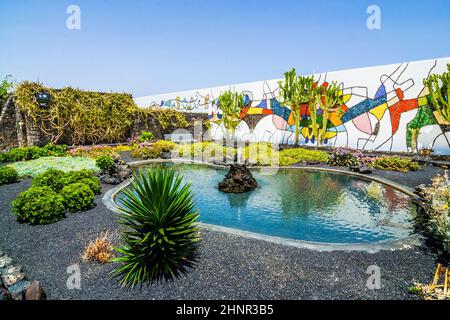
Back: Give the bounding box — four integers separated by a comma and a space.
218, 163, 258, 193
100, 163, 132, 185
25, 281, 46, 300
8, 280, 30, 300
358, 166, 372, 174
349, 166, 372, 174
0, 278, 11, 301
2, 266, 25, 286
161, 151, 172, 159
0, 255, 12, 268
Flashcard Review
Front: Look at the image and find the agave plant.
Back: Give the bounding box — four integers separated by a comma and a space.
112, 167, 200, 288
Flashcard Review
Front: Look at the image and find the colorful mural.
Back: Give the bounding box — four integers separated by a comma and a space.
135, 58, 450, 155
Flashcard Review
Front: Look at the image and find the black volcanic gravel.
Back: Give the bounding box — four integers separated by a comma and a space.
0, 171, 440, 300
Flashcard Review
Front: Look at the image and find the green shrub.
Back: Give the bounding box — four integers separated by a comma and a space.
43, 143, 68, 156
328, 148, 359, 167
112, 168, 200, 287
370, 156, 420, 172
130, 146, 160, 159
12, 186, 65, 225
60, 183, 95, 212
279, 148, 329, 166
96, 155, 115, 174
139, 131, 154, 142
0, 145, 67, 163
79, 177, 102, 195
63, 169, 97, 182
32, 169, 67, 192
0, 166, 19, 185
153, 140, 177, 153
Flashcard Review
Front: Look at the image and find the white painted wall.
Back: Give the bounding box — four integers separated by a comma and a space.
135, 58, 450, 155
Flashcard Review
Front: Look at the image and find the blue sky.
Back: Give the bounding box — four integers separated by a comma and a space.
0, 0, 449, 97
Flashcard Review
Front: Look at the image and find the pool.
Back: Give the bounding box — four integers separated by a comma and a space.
116, 162, 417, 244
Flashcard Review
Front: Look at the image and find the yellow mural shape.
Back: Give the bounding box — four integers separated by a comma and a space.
287, 112, 296, 127
246, 107, 263, 115
369, 102, 388, 120
301, 127, 337, 140
328, 111, 343, 127
418, 96, 428, 107
343, 94, 352, 104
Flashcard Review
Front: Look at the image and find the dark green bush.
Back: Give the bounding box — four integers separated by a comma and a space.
96, 155, 115, 174
63, 169, 97, 182
112, 168, 200, 287
43, 143, 68, 156
60, 169, 100, 194
12, 186, 65, 225
0, 166, 19, 185
139, 131, 154, 142
60, 183, 95, 212
0, 144, 67, 163
79, 177, 101, 195
32, 169, 67, 192
370, 156, 420, 172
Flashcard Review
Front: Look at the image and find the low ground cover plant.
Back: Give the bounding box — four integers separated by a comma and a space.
131, 140, 178, 159
112, 168, 200, 287
279, 148, 329, 166
0, 143, 67, 163
0, 166, 19, 185
9, 156, 98, 178
69, 145, 131, 158
370, 156, 420, 172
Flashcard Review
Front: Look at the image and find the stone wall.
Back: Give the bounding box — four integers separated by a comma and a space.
131, 112, 210, 142
0, 97, 211, 150
0, 95, 20, 150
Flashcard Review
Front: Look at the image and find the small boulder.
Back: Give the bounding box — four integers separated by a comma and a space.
0, 255, 12, 268
2, 266, 25, 287
358, 166, 372, 174
25, 281, 46, 300
218, 163, 258, 193
0, 278, 11, 301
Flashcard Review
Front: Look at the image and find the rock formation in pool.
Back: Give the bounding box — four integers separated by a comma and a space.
218, 163, 258, 193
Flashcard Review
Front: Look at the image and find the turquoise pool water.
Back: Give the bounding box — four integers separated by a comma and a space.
118, 163, 416, 244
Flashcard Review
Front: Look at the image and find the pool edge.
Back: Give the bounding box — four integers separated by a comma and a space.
103, 159, 424, 253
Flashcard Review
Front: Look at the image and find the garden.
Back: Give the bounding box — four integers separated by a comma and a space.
0, 65, 449, 300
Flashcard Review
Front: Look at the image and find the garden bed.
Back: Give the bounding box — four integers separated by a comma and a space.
0, 157, 445, 300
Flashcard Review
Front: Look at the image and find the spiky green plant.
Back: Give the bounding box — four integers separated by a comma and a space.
278, 69, 315, 145
218, 91, 244, 136
112, 168, 200, 288
424, 64, 450, 123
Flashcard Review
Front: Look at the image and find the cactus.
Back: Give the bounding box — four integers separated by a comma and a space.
218, 91, 245, 137
317, 82, 344, 146
278, 69, 314, 145
424, 64, 450, 124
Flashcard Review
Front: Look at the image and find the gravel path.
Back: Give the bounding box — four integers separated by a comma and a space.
0, 175, 439, 300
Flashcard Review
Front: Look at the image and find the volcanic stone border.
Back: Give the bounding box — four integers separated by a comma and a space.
0, 249, 41, 300
103, 158, 424, 253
